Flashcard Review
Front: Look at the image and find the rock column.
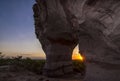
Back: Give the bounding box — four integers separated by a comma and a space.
33, 0, 80, 77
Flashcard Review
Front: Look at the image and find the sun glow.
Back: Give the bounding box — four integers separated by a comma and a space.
72, 47, 84, 61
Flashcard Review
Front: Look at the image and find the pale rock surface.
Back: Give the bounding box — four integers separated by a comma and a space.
78, 0, 120, 65
33, 0, 79, 77
33, 0, 120, 80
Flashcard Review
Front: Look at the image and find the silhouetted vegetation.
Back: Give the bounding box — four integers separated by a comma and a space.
0, 52, 4, 59
0, 55, 45, 74
0, 54, 85, 75
73, 60, 86, 76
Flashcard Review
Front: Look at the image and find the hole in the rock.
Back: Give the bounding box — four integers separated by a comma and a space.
72, 46, 85, 61
72, 45, 86, 76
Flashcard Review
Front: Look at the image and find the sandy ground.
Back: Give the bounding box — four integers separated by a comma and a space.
84, 61, 120, 81
0, 65, 83, 81
0, 61, 120, 81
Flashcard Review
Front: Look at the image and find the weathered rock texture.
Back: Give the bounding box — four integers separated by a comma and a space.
33, 0, 79, 77
78, 0, 120, 64
33, 0, 120, 77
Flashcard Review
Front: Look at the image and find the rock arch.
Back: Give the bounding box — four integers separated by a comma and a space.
33, 0, 120, 77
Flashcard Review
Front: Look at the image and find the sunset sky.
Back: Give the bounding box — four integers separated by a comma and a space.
0, 0, 46, 59
0, 0, 79, 59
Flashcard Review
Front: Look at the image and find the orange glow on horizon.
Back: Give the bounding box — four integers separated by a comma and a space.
72, 48, 84, 61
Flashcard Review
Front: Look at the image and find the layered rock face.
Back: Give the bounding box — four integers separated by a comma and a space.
33, 0, 79, 77
78, 1, 120, 80
78, 0, 120, 64
33, 0, 120, 77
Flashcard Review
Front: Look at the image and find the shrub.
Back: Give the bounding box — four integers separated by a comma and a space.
0, 52, 4, 59
0, 56, 86, 75
73, 60, 86, 76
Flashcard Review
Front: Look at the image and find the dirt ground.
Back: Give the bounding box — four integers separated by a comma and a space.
0, 65, 82, 81
84, 61, 120, 81
0, 62, 120, 81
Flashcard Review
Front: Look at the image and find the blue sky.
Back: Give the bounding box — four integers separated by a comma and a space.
0, 0, 45, 58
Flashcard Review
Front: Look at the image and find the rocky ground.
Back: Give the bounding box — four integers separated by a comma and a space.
84, 61, 120, 81
0, 65, 83, 81
0, 60, 120, 81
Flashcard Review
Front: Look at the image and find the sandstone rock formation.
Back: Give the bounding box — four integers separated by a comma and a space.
33, 0, 120, 77
33, 0, 79, 77
78, 0, 120, 64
